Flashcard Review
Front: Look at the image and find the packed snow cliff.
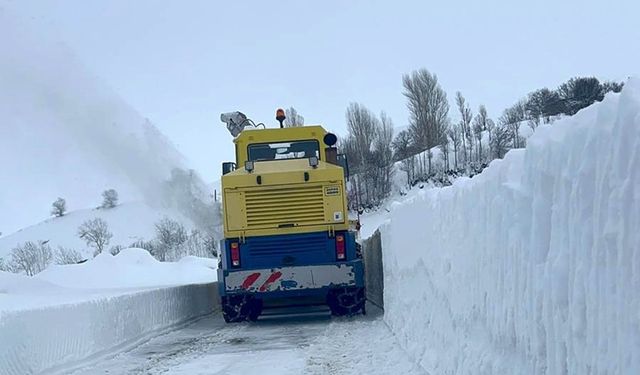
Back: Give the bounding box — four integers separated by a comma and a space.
379, 78, 639, 374
0, 249, 217, 375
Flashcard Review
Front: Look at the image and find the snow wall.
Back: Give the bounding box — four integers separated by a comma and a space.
0, 283, 219, 375
381, 79, 640, 374
363, 230, 384, 308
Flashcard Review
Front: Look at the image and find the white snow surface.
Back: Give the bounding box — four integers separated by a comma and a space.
0, 248, 216, 314
0, 202, 195, 259
0, 249, 217, 375
0, 9, 187, 235
378, 79, 640, 374
71, 309, 421, 375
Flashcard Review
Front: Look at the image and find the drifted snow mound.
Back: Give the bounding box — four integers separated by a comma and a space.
0, 248, 217, 313
38, 248, 217, 289
0, 249, 218, 375
381, 79, 640, 374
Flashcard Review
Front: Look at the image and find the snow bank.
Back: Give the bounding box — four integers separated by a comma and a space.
38, 248, 216, 290
0, 249, 218, 374
1, 248, 217, 313
381, 79, 640, 374
0, 283, 217, 375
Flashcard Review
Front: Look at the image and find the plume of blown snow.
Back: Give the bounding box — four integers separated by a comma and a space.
0, 8, 211, 234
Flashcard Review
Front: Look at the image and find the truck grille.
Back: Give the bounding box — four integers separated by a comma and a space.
247, 232, 328, 256
244, 185, 325, 229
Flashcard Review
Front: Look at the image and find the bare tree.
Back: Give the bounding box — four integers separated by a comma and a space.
558, 77, 604, 115
342, 104, 395, 206
109, 245, 125, 256
203, 233, 218, 258
403, 69, 449, 176
602, 80, 624, 94
392, 130, 416, 185
8, 241, 52, 275
472, 105, 492, 162
130, 239, 156, 254
491, 122, 511, 159
446, 123, 462, 170
439, 126, 450, 171
525, 88, 564, 127
154, 217, 187, 261
0, 257, 9, 272
78, 218, 113, 256
345, 103, 379, 207
455, 92, 473, 167
500, 101, 527, 149
101, 189, 119, 209
284, 107, 305, 127
373, 112, 394, 198
55, 247, 84, 265
51, 198, 66, 217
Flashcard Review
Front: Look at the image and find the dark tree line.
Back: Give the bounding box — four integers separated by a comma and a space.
341, 72, 624, 207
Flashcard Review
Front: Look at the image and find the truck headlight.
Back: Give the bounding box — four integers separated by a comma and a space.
309, 156, 319, 168
245, 161, 254, 173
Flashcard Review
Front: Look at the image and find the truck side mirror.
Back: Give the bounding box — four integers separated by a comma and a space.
325, 147, 338, 165
222, 162, 236, 175
337, 154, 349, 179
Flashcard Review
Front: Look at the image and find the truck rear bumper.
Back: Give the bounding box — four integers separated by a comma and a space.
219, 260, 364, 297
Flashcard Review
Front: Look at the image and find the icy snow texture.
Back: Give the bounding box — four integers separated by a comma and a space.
0, 249, 218, 374
0, 283, 217, 375
381, 79, 640, 374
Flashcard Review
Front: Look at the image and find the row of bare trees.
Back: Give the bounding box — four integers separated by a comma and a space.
0, 216, 217, 276
340, 70, 625, 204
340, 104, 394, 209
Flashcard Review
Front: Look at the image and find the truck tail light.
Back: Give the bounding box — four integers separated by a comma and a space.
230, 242, 240, 267
336, 234, 346, 260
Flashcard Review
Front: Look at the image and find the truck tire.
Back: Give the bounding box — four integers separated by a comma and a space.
222, 295, 254, 323
327, 286, 366, 317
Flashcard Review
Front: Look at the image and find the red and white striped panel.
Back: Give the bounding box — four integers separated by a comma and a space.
225, 264, 355, 292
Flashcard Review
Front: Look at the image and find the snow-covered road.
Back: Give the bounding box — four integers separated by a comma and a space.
69, 307, 424, 375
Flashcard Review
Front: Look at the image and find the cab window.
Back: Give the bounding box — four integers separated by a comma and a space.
247, 140, 320, 162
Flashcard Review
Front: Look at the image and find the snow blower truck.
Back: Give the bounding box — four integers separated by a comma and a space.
217, 109, 365, 322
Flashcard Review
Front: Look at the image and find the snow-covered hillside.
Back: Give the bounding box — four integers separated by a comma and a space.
0, 9, 188, 235
0, 202, 194, 259
377, 78, 640, 373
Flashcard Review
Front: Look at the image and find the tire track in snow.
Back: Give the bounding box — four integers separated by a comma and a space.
69, 307, 422, 374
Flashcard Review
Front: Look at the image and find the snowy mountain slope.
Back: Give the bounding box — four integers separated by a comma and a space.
0, 202, 195, 259
374, 79, 639, 374
0, 9, 188, 235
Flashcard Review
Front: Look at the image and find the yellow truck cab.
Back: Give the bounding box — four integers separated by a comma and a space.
218, 112, 365, 322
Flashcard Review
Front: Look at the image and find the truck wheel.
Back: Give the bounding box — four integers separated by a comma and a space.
222, 295, 254, 323
327, 287, 366, 317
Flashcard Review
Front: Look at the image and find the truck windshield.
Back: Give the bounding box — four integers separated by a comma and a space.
248, 140, 320, 162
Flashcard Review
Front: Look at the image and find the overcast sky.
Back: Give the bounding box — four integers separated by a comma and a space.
7, 0, 639, 181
